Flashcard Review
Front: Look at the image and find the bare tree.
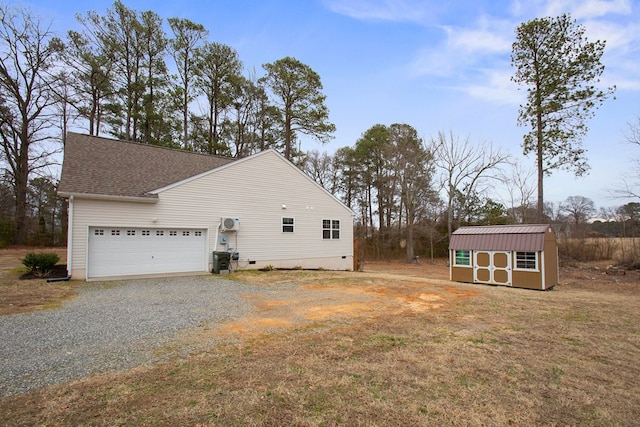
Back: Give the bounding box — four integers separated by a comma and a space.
388, 124, 437, 263
609, 117, 640, 199
431, 131, 509, 238
0, 5, 63, 244
501, 159, 536, 223
560, 195, 596, 236
302, 150, 339, 194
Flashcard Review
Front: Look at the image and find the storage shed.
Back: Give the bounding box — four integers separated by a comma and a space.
449, 224, 558, 290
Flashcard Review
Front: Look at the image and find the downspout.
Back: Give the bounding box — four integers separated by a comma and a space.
66, 195, 74, 278
214, 222, 221, 252
48, 196, 73, 282
212, 223, 221, 273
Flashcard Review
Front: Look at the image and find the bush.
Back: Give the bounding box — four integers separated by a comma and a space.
22, 252, 60, 276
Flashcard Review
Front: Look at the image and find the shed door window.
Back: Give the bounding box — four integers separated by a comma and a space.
516, 251, 538, 270
282, 217, 294, 233
454, 250, 471, 266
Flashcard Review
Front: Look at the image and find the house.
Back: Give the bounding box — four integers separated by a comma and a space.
58, 132, 355, 280
449, 224, 558, 290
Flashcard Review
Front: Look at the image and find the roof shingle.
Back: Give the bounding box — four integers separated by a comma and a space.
58, 132, 235, 199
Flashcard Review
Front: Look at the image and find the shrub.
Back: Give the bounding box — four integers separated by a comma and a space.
22, 252, 60, 276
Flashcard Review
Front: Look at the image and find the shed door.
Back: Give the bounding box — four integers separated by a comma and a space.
474, 251, 512, 286
88, 227, 207, 278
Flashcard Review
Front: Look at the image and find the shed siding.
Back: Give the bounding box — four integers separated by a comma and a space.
68, 150, 354, 279
543, 230, 559, 288
448, 225, 558, 290
512, 266, 543, 290
449, 249, 474, 283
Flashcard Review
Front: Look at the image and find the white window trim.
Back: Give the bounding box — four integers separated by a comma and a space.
453, 250, 472, 268
514, 251, 539, 272
322, 219, 340, 240
282, 217, 295, 233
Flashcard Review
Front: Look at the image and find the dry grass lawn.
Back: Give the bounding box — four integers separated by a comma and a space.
1, 255, 639, 426
0, 247, 75, 315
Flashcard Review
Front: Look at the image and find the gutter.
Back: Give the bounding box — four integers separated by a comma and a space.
58, 192, 159, 204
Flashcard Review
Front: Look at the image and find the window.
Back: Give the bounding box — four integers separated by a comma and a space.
454, 250, 471, 266
111, 229, 120, 236
516, 252, 538, 270
127, 230, 136, 236
169, 231, 177, 236
282, 217, 294, 233
322, 219, 340, 239
156, 230, 164, 236
141, 230, 150, 236
182, 231, 190, 236
194, 231, 202, 237
94, 229, 104, 236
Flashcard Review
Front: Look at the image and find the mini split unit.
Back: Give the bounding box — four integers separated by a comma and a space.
221, 217, 240, 232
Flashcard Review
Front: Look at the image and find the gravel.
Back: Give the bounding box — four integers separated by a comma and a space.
0, 275, 262, 397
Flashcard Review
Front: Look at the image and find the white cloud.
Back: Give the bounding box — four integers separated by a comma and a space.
446, 18, 513, 54
408, 47, 456, 77
510, 0, 632, 20
462, 69, 523, 105
408, 14, 513, 78
322, 0, 434, 23
544, 0, 632, 19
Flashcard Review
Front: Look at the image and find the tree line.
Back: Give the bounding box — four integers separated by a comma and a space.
0, 1, 334, 245
0, 3, 629, 264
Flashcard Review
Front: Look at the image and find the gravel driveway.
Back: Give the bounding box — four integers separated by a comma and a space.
0, 275, 261, 397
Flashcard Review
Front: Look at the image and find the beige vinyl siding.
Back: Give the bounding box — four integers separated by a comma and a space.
161, 150, 354, 262
68, 150, 354, 278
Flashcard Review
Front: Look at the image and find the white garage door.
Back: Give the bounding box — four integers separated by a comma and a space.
88, 227, 207, 278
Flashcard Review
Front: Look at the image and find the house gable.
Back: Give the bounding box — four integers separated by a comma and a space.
152, 148, 354, 217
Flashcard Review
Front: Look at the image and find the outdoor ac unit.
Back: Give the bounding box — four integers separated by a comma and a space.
221, 217, 240, 232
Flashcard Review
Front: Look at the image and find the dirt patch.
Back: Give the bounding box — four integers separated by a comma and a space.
210, 264, 475, 341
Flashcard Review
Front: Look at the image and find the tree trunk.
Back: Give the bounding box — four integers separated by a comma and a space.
536, 107, 544, 223
14, 133, 30, 244
284, 112, 292, 160
405, 219, 416, 264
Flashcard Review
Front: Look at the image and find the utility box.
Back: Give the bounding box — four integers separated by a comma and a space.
212, 251, 231, 274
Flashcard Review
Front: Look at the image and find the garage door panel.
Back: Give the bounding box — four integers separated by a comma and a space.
88, 227, 207, 278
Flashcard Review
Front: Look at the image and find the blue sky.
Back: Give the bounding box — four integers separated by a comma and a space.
20, 0, 640, 210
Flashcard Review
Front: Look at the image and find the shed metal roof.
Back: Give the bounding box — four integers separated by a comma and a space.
449, 224, 551, 251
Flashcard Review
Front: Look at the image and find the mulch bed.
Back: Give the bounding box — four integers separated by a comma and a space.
19, 264, 69, 280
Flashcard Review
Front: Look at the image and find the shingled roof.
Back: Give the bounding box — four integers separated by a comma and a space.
58, 132, 235, 199
449, 224, 552, 252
